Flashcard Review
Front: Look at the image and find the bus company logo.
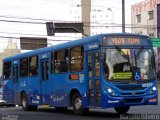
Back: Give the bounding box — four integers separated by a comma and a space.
32, 100, 40, 104
88, 44, 99, 49
108, 100, 119, 104
52, 94, 65, 102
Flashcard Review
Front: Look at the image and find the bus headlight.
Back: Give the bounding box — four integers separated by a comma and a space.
149, 86, 157, 95
107, 88, 112, 93
105, 87, 118, 96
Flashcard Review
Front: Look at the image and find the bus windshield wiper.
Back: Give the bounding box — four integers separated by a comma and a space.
115, 46, 129, 60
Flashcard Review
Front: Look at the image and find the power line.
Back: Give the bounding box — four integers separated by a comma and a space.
0, 35, 73, 42
0, 17, 157, 28
0, 19, 44, 24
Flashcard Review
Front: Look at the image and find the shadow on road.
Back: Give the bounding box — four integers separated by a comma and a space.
36, 108, 121, 119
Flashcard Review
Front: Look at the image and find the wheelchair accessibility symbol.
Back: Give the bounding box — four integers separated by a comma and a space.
135, 71, 141, 80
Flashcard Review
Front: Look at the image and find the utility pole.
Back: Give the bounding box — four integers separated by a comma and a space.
81, 0, 91, 37
122, 0, 125, 33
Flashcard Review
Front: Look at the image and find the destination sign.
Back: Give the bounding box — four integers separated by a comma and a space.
103, 36, 150, 46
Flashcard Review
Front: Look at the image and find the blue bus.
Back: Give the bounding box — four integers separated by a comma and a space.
2, 33, 158, 115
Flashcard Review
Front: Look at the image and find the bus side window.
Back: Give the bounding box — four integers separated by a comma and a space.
88, 54, 92, 78
3, 62, 11, 80
95, 52, 100, 77
70, 46, 84, 72
54, 49, 68, 73
20, 58, 28, 77
29, 56, 38, 76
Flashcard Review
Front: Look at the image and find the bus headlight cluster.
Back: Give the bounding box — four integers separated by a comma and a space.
105, 87, 118, 96
149, 86, 157, 95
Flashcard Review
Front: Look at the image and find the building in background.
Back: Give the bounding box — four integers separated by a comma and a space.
131, 0, 160, 72
0, 41, 21, 76
70, 4, 113, 36
131, 0, 159, 37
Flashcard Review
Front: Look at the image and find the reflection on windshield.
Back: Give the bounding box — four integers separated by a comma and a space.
103, 48, 156, 81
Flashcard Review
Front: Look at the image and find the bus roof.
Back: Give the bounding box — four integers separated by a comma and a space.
3, 33, 150, 62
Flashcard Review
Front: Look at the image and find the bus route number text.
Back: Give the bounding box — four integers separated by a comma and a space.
112, 38, 140, 45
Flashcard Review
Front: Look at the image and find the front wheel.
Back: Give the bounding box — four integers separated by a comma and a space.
72, 93, 89, 115
21, 93, 29, 111
114, 106, 130, 114
21, 93, 37, 111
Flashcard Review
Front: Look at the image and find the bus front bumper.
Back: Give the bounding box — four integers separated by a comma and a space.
102, 93, 158, 108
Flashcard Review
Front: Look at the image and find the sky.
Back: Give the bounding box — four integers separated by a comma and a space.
0, 0, 143, 52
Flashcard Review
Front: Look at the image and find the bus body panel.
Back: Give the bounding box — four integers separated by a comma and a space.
2, 33, 158, 112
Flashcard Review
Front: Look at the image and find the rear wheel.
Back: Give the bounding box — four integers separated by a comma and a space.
21, 93, 37, 111
72, 93, 89, 115
114, 106, 130, 114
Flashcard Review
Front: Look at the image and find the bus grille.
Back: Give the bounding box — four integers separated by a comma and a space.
121, 92, 145, 96
116, 85, 145, 91
124, 98, 143, 103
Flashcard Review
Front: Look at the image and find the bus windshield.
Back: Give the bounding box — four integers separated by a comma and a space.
103, 48, 156, 82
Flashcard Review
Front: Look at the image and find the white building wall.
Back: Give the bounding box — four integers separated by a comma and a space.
131, 0, 159, 37
70, 5, 112, 36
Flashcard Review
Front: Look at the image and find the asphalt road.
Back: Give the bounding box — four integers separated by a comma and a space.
0, 104, 159, 120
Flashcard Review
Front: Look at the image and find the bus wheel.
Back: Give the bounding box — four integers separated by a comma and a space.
114, 106, 130, 114
21, 93, 37, 111
21, 93, 29, 111
72, 93, 89, 115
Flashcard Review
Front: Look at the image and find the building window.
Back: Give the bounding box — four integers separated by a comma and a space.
29, 56, 38, 76
3, 62, 11, 80
136, 14, 141, 23
148, 10, 154, 20
70, 46, 84, 72
20, 58, 28, 77
54, 49, 68, 73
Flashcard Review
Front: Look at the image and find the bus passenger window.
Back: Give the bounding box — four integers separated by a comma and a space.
88, 54, 92, 77
29, 56, 38, 76
54, 49, 68, 73
20, 58, 28, 77
95, 52, 100, 77
51, 52, 54, 73
3, 62, 11, 79
70, 46, 84, 72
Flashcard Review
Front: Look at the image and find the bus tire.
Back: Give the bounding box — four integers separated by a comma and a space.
114, 106, 130, 114
72, 93, 89, 115
21, 93, 37, 111
21, 93, 30, 111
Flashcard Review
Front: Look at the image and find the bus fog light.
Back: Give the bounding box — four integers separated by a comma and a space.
111, 92, 116, 96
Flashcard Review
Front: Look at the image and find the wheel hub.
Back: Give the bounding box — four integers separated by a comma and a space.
75, 98, 82, 110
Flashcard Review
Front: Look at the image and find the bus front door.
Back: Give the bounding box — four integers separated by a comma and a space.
40, 60, 49, 104
13, 65, 19, 104
87, 51, 101, 107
